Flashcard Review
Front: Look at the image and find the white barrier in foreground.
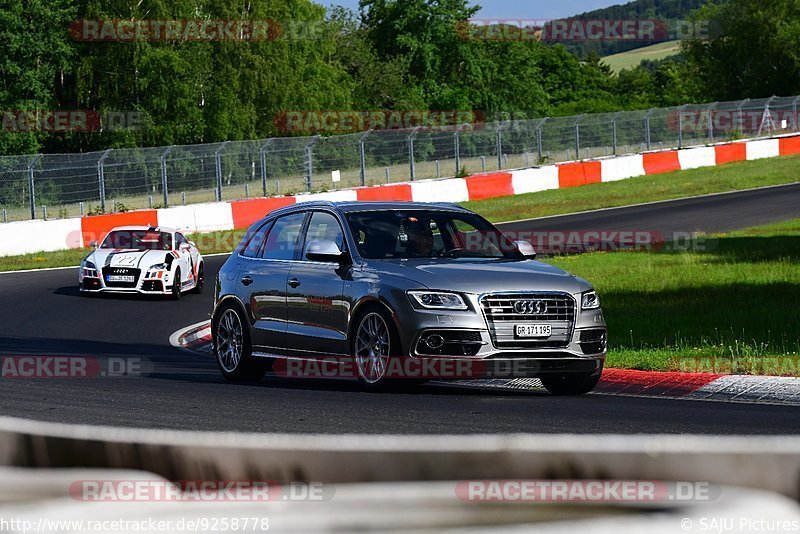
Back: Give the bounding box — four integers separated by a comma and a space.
0, 417, 799, 500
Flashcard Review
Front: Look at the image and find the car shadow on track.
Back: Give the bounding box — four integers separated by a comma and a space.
217, 375, 551, 397
53, 285, 175, 301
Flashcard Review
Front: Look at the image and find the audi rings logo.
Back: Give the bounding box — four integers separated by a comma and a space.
514, 300, 548, 315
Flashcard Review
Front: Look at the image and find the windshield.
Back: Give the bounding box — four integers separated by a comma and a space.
101, 230, 173, 251
346, 210, 523, 261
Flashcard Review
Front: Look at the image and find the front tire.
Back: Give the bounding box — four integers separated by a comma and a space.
192, 263, 204, 294
214, 304, 270, 383
352, 307, 403, 390
540, 367, 603, 396
170, 268, 182, 301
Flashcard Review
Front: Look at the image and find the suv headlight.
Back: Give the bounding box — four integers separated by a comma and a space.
147, 263, 169, 275
408, 291, 468, 311
581, 290, 600, 310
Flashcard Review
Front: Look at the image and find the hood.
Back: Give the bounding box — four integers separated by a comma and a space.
88, 249, 176, 270
366, 259, 591, 295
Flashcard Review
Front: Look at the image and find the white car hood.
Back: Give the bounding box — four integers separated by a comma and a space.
90, 249, 176, 270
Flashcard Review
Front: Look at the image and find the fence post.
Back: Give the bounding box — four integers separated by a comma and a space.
792, 95, 800, 133
407, 127, 421, 181
707, 102, 719, 143
359, 129, 373, 187
757, 96, 777, 137
496, 127, 504, 170
645, 108, 656, 151
259, 140, 274, 197
574, 114, 586, 160
160, 146, 175, 208
736, 98, 750, 136
304, 135, 321, 192
454, 130, 461, 175
677, 105, 688, 149
536, 117, 548, 160
27, 154, 43, 220
214, 141, 231, 202
97, 149, 112, 213
611, 112, 621, 155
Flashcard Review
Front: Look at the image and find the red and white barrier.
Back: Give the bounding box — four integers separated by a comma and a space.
2, 134, 800, 257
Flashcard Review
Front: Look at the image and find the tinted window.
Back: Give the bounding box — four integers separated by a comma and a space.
175, 233, 187, 247
240, 221, 272, 258
263, 213, 306, 260
346, 210, 522, 261
101, 230, 172, 251
303, 212, 345, 257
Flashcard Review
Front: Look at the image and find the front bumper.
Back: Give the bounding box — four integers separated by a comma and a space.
393, 291, 607, 379
80, 276, 173, 295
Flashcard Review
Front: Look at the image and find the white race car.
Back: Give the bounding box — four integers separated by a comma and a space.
79, 226, 204, 299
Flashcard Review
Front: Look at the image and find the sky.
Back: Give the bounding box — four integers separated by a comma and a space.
314, 0, 624, 20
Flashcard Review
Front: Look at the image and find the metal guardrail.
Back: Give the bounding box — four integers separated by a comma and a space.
1, 417, 800, 499
2, 96, 800, 222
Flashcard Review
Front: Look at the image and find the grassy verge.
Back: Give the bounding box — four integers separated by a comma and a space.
546, 219, 800, 375
465, 154, 800, 224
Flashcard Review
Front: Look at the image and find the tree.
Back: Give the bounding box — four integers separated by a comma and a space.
0, 0, 76, 154
682, 0, 800, 99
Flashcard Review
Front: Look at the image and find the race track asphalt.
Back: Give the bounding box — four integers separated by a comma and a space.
1, 184, 799, 434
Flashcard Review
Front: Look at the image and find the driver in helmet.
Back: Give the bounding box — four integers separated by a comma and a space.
404, 216, 435, 258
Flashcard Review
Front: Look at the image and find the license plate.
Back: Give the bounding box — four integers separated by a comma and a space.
515, 324, 552, 338
106, 275, 135, 283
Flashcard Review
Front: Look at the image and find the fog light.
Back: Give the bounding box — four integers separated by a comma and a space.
425, 334, 445, 350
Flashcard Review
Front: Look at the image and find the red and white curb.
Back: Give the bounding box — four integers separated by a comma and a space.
170, 322, 800, 405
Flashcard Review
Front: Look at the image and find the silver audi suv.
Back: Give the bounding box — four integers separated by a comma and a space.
212, 201, 607, 395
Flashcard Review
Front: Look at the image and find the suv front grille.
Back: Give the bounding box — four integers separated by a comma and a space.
480, 293, 576, 349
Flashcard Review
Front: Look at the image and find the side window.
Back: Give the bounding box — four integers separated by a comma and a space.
262, 213, 307, 260
303, 212, 345, 258
175, 233, 187, 248
240, 221, 273, 258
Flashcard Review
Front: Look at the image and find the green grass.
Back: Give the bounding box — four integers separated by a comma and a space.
603, 40, 681, 74
466, 154, 800, 224
545, 219, 800, 375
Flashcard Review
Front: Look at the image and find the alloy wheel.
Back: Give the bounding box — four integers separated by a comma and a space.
355, 312, 391, 384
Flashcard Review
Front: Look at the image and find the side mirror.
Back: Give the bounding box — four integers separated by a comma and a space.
306, 240, 347, 264
188, 241, 197, 248
90, 241, 99, 249
515, 240, 537, 259
180, 242, 192, 252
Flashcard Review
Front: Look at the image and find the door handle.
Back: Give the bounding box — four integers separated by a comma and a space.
241, 276, 254, 286
288, 278, 301, 289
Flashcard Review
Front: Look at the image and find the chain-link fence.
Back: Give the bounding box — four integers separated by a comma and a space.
2, 95, 799, 223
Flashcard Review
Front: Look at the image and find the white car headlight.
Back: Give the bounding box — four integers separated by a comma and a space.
408, 291, 468, 311
81, 260, 97, 277
147, 263, 169, 275
581, 290, 600, 310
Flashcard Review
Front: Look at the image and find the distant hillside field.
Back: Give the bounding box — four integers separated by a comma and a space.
563, 0, 720, 58
603, 40, 681, 73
